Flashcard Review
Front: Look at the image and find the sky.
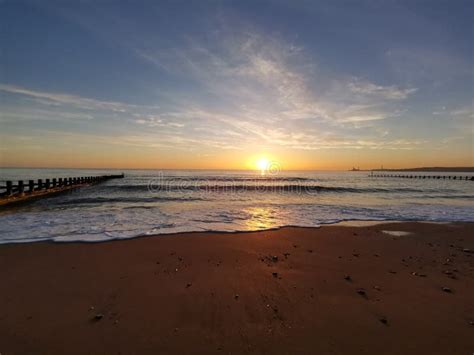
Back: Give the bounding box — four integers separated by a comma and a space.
0, 0, 473, 170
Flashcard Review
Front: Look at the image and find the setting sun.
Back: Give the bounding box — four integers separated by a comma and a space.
256, 157, 270, 171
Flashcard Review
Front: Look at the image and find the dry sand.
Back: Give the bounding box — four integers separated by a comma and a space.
0, 222, 473, 354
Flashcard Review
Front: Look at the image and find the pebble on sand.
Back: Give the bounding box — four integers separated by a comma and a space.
442, 287, 452, 293
94, 314, 104, 321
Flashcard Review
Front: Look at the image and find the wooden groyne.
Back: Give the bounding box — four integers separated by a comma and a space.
369, 173, 474, 181
0, 173, 124, 207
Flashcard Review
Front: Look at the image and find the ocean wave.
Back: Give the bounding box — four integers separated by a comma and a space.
105, 184, 433, 194
55, 196, 205, 205
143, 176, 314, 182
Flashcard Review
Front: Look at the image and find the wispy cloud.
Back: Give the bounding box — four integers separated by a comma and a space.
348, 79, 417, 100
132, 29, 421, 149
0, 83, 145, 112
0, 29, 423, 152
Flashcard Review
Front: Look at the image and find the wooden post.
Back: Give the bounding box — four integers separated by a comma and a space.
69, 178, 73, 185
29, 180, 35, 193
52, 178, 57, 188
18, 180, 24, 195
6, 181, 13, 195
58, 178, 63, 186
45, 179, 51, 189
38, 179, 43, 190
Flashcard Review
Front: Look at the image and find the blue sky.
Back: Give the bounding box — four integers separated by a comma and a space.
0, 0, 472, 169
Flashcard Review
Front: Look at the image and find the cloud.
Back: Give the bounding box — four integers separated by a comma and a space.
137, 30, 415, 130
0, 83, 137, 112
0, 106, 95, 122
1, 29, 423, 152
450, 107, 474, 119
348, 79, 417, 100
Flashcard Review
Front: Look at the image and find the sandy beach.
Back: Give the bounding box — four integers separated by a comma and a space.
0, 222, 473, 354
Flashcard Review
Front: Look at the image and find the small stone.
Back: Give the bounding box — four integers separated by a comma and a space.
444, 270, 453, 275
234, 294, 239, 300
442, 287, 452, 293
272, 272, 279, 278
89, 306, 95, 311
469, 320, 474, 326
344, 275, 352, 281
272, 255, 279, 262
373, 286, 381, 291
463, 248, 472, 253
307, 249, 313, 253
352, 253, 360, 257
94, 313, 104, 321
186, 283, 192, 288
356, 288, 367, 297
379, 317, 388, 325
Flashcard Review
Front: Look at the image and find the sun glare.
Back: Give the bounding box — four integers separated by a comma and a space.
256, 157, 270, 171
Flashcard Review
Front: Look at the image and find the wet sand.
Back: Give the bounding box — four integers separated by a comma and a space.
0, 222, 473, 354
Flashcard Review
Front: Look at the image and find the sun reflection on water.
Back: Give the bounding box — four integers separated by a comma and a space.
243, 206, 279, 230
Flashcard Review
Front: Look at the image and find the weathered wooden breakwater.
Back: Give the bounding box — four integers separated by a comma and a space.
0, 173, 124, 207
369, 173, 474, 181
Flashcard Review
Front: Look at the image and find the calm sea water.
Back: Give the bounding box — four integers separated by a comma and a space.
0, 168, 473, 244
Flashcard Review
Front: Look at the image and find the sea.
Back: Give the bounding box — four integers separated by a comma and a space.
0, 168, 473, 244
